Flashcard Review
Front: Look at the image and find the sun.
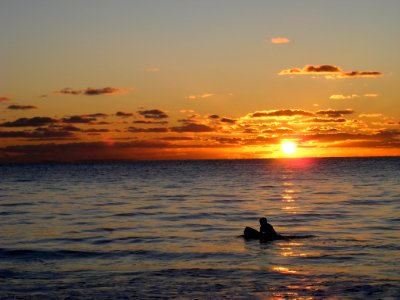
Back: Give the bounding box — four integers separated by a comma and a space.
281, 141, 297, 155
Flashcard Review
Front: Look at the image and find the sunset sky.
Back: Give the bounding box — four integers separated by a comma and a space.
1, 0, 400, 161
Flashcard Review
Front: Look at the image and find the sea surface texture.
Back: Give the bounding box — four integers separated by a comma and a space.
1, 157, 399, 299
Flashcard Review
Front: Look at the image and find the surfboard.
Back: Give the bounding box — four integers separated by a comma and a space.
243, 226, 262, 239
242, 226, 312, 241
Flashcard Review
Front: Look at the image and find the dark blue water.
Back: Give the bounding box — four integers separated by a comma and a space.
1, 158, 399, 299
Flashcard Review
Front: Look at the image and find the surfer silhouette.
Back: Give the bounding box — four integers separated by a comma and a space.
243, 217, 284, 241
259, 217, 279, 240
243, 217, 311, 241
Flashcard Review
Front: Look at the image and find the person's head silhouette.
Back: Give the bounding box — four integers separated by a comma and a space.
259, 217, 268, 225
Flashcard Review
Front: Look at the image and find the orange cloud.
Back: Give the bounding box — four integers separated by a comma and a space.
177, 114, 201, 125
279, 65, 383, 79
359, 114, 383, 118
250, 109, 314, 118
158, 137, 194, 141
306, 117, 347, 123
263, 127, 294, 134
0, 117, 57, 127
0, 97, 11, 102
0, 128, 75, 139
85, 87, 127, 95
133, 120, 168, 125
62, 115, 97, 124
116, 111, 133, 117
316, 109, 354, 117
300, 130, 400, 146
171, 123, 214, 132
330, 94, 359, 100
372, 121, 400, 126
207, 115, 236, 124
306, 127, 338, 133
7, 104, 37, 110
127, 126, 168, 133
85, 113, 108, 118
339, 71, 382, 78
271, 37, 290, 44
2, 104, 399, 162
220, 117, 236, 124
57, 87, 130, 96
137, 109, 169, 119
179, 109, 195, 113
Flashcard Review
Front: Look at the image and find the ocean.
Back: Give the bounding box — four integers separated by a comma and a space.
0, 157, 399, 299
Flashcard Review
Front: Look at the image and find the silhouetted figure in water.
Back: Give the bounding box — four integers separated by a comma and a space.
243, 218, 312, 241
243, 217, 284, 241
259, 217, 280, 241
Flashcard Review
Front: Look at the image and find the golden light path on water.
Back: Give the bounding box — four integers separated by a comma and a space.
268, 158, 322, 298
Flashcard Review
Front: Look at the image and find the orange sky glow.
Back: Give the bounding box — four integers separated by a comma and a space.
1, 1, 399, 162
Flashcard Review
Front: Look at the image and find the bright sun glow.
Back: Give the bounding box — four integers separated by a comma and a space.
281, 141, 297, 155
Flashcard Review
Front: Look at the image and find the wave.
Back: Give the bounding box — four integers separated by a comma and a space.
0, 202, 34, 207
0, 248, 108, 260
0, 211, 28, 216
0, 247, 247, 262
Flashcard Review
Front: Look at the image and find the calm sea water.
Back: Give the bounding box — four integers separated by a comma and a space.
0, 157, 399, 299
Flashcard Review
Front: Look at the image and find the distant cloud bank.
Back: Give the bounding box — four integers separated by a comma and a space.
1, 104, 399, 161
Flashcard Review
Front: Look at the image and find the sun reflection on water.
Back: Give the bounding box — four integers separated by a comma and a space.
282, 194, 295, 202
280, 172, 300, 214
281, 251, 309, 257
272, 266, 299, 274
278, 241, 308, 258
282, 206, 298, 210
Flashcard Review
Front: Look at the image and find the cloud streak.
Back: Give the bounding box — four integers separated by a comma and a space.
171, 123, 214, 132
0, 128, 75, 139
185, 93, 214, 100
0, 117, 57, 127
137, 109, 169, 119
62, 116, 97, 124
7, 104, 37, 110
116, 111, 133, 117
127, 126, 168, 133
330, 94, 359, 100
133, 120, 168, 125
316, 109, 354, 118
57, 87, 129, 96
279, 65, 383, 79
250, 109, 314, 118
